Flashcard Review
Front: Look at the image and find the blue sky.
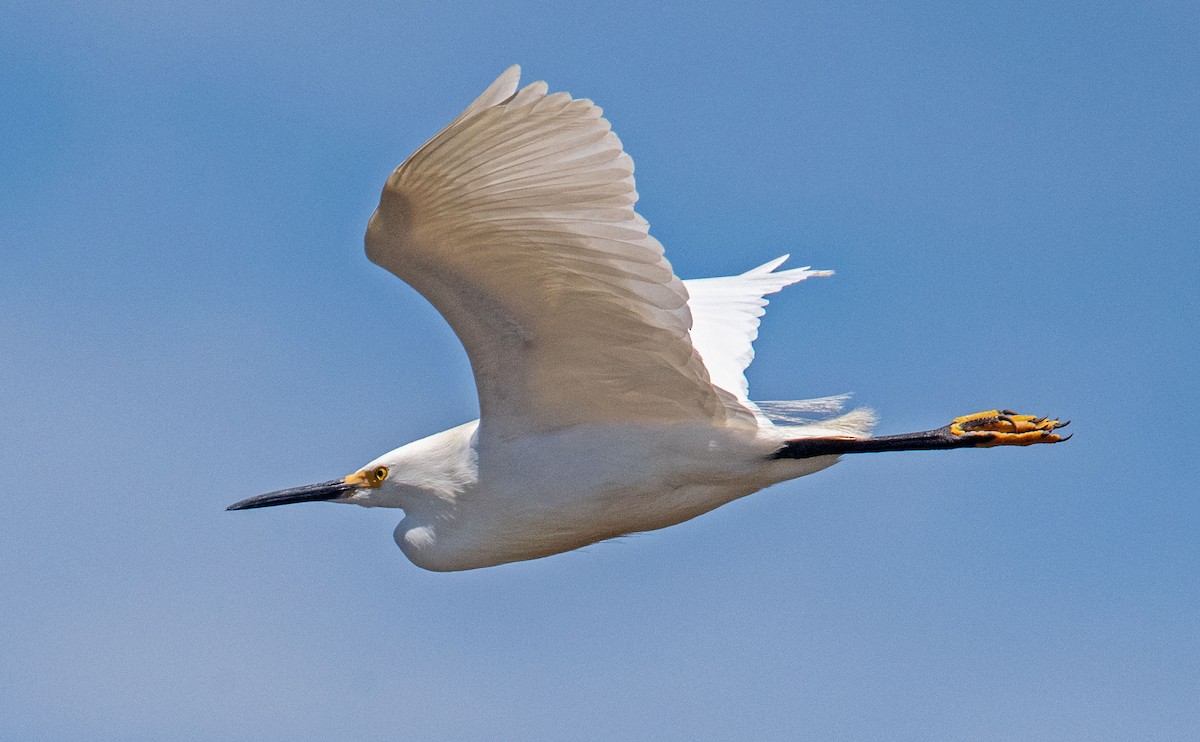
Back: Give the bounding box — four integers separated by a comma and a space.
2, 1, 1197, 739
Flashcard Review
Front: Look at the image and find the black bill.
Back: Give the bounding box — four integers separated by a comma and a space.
226, 478, 357, 511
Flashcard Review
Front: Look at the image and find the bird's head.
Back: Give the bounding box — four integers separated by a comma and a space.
225, 462, 399, 511
227, 421, 478, 514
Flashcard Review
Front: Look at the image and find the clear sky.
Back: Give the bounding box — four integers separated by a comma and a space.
2, 1, 1197, 739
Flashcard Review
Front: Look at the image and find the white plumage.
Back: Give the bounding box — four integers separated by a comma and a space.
684, 256, 833, 425
228, 66, 1065, 571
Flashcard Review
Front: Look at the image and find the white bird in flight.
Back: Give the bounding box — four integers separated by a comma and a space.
228, 66, 1067, 571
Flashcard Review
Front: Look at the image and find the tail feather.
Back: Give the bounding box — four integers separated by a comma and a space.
772, 403, 878, 439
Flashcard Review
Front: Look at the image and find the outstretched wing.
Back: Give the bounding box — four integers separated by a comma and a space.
683, 256, 831, 422
366, 66, 757, 441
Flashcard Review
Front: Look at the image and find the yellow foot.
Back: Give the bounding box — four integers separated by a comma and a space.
948, 409, 1070, 447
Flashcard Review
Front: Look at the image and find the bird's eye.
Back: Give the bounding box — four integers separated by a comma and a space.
373, 466, 389, 482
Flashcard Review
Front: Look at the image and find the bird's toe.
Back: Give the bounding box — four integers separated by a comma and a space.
948, 409, 1069, 447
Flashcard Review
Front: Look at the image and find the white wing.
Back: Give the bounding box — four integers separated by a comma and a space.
366, 66, 757, 441
684, 256, 831, 423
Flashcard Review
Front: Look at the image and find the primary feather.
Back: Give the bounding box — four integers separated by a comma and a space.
367, 65, 750, 440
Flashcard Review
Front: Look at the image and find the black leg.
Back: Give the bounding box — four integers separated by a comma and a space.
770, 409, 1069, 460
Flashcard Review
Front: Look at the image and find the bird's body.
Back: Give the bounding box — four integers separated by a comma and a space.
357, 420, 838, 571
229, 66, 1066, 571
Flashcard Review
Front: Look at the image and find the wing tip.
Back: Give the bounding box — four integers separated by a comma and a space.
740, 257, 834, 291
494, 64, 522, 98
746, 255, 790, 274
746, 255, 833, 280
456, 65, 524, 121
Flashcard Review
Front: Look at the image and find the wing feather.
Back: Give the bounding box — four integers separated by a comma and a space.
366, 67, 757, 440
684, 257, 832, 423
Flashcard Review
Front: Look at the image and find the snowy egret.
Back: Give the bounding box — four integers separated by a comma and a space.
227, 66, 1067, 571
